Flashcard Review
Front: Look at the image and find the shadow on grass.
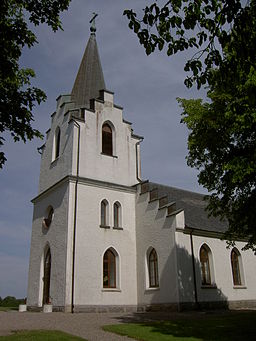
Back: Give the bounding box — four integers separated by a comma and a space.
0, 330, 86, 340
105, 310, 256, 341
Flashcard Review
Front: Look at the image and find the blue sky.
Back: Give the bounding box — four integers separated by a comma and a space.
0, 0, 206, 298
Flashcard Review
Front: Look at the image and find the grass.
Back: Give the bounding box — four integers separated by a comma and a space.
103, 311, 256, 341
0, 307, 18, 312
0, 330, 86, 340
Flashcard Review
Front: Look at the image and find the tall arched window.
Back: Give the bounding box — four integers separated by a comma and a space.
149, 248, 159, 288
103, 249, 116, 288
43, 247, 51, 304
102, 123, 113, 156
100, 200, 109, 226
200, 245, 211, 285
231, 249, 242, 285
113, 202, 121, 228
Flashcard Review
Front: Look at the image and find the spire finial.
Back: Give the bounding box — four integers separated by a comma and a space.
90, 12, 98, 33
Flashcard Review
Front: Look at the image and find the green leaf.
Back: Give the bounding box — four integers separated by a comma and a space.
146, 44, 152, 55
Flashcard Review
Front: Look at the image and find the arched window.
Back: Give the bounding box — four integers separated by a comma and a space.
100, 200, 108, 226
149, 248, 159, 288
103, 249, 116, 288
113, 202, 121, 228
53, 127, 61, 160
102, 123, 113, 156
231, 249, 242, 285
200, 245, 211, 285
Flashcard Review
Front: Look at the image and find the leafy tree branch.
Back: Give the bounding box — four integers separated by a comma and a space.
0, 0, 71, 168
125, 1, 256, 251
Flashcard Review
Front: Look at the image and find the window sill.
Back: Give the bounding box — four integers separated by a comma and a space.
145, 287, 160, 292
99, 225, 110, 229
233, 285, 247, 289
101, 152, 118, 158
51, 157, 59, 165
201, 284, 217, 289
102, 288, 121, 292
113, 226, 123, 230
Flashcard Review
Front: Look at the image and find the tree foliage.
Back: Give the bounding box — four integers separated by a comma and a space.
125, 1, 256, 250
0, 295, 25, 307
0, 0, 71, 168
178, 70, 256, 251
124, 1, 254, 88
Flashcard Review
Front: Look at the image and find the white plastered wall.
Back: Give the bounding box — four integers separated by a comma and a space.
135, 189, 180, 306
27, 182, 69, 308
176, 231, 256, 304
77, 92, 140, 187
72, 182, 138, 307
38, 95, 75, 193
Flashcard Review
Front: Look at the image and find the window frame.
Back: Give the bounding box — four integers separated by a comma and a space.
148, 248, 159, 288
102, 123, 113, 156
113, 201, 122, 228
55, 128, 60, 159
100, 200, 109, 227
42, 206, 54, 229
103, 249, 116, 288
199, 244, 212, 285
231, 249, 242, 286
43, 246, 51, 304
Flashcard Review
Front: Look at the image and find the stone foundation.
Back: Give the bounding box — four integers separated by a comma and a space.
27, 300, 256, 313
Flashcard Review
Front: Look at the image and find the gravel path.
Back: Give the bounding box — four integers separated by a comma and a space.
0, 311, 137, 341
1, 309, 249, 340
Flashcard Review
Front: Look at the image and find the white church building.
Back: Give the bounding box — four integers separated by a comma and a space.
27, 25, 256, 313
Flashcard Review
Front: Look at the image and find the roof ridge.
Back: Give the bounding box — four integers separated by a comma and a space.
149, 181, 208, 198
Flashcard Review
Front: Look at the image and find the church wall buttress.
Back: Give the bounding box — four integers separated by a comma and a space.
27, 182, 69, 308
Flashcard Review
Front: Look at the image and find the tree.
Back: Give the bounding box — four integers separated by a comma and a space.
0, 0, 71, 168
124, 1, 256, 251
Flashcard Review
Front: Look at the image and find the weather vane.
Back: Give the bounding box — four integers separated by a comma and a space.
90, 12, 98, 33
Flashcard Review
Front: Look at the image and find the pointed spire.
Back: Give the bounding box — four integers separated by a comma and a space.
71, 16, 106, 107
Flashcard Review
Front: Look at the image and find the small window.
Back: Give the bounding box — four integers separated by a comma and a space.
53, 127, 61, 160
103, 249, 116, 288
200, 245, 211, 285
231, 249, 242, 286
56, 129, 60, 158
100, 200, 108, 226
102, 123, 113, 156
113, 202, 121, 228
149, 248, 159, 288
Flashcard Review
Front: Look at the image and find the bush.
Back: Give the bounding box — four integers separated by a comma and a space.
0, 296, 26, 307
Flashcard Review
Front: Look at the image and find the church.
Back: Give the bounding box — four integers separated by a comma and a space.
27, 22, 256, 313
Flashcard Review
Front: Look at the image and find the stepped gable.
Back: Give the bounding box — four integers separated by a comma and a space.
148, 182, 227, 233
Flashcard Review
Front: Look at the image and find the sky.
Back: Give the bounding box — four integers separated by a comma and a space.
0, 0, 207, 298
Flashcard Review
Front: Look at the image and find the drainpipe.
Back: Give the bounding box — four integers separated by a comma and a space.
71, 118, 81, 314
189, 228, 199, 309
135, 141, 143, 183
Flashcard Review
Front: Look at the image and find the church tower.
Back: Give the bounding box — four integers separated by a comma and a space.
27, 20, 143, 312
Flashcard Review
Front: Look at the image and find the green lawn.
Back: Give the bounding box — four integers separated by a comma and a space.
0, 307, 18, 312
0, 330, 86, 340
103, 311, 256, 341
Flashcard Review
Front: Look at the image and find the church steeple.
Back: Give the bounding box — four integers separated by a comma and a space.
71, 15, 106, 107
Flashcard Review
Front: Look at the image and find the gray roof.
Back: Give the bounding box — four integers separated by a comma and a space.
149, 182, 227, 233
71, 33, 106, 107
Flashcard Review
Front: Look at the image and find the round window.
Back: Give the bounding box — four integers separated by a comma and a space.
42, 206, 54, 229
